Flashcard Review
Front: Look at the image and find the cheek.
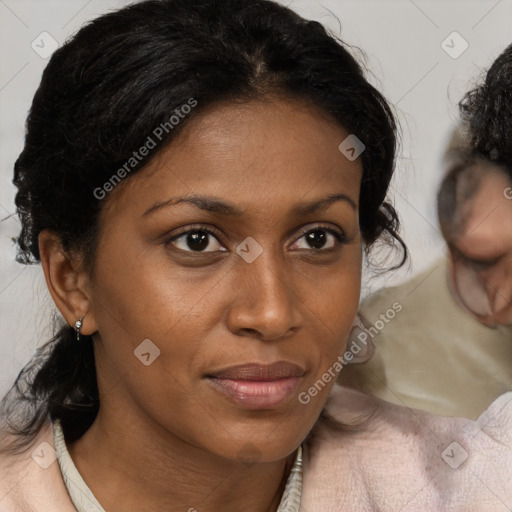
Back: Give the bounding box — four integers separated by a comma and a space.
92, 225, 221, 337
294, 247, 362, 361
89, 233, 224, 403
92, 227, 361, 358
90, 251, 212, 437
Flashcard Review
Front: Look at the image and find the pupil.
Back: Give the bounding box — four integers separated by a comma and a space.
185, 230, 327, 251
187, 231, 209, 251
307, 230, 326, 249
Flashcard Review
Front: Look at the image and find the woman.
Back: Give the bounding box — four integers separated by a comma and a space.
0, 1, 510, 510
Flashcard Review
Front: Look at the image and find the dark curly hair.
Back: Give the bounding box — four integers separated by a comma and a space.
1, 0, 406, 454
459, 43, 512, 170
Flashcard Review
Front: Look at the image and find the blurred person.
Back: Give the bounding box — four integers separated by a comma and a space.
339, 57, 512, 420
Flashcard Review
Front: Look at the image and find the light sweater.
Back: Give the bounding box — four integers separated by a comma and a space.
1, 384, 512, 511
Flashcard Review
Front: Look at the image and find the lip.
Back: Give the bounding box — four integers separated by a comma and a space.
206, 361, 305, 409
209, 361, 305, 380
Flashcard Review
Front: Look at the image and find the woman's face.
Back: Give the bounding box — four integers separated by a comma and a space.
86, 97, 362, 462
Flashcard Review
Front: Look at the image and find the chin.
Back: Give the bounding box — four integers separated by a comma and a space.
212, 428, 305, 464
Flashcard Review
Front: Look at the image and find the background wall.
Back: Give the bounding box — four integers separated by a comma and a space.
1, 0, 511, 397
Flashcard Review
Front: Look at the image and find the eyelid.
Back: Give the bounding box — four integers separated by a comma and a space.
292, 223, 346, 245
167, 223, 224, 241
164, 223, 226, 251
165, 222, 347, 252
460, 253, 501, 269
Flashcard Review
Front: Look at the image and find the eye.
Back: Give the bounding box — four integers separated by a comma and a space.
458, 253, 501, 272
165, 223, 346, 254
166, 226, 227, 253
291, 225, 346, 251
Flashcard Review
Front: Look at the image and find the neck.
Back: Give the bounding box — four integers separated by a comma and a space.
65, 407, 297, 512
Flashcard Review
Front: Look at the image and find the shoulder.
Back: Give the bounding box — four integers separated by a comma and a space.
0, 418, 76, 512
362, 258, 446, 312
301, 385, 512, 511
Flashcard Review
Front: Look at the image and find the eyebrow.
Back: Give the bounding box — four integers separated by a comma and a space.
142, 193, 357, 217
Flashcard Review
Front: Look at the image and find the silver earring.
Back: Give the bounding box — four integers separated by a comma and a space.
74, 316, 84, 342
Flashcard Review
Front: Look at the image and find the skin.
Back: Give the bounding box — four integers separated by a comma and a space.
446, 165, 512, 327
38, 96, 363, 512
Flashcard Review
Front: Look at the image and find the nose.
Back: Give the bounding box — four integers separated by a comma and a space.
225, 248, 302, 341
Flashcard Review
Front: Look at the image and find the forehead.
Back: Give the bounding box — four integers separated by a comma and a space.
109, 96, 363, 217
453, 167, 512, 258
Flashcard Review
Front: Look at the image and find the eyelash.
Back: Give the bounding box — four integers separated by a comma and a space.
461, 255, 499, 270
165, 223, 347, 253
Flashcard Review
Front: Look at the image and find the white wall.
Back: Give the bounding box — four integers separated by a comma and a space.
1, 0, 511, 397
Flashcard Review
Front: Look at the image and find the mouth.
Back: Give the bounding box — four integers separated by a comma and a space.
206, 361, 305, 410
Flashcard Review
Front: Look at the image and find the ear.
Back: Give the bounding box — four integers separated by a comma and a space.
38, 230, 97, 336
345, 313, 375, 364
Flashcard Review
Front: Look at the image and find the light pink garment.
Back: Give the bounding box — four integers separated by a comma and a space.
301, 386, 512, 511
1, 384, 511, 511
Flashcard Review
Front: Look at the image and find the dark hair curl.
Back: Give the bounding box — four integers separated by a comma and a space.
459, 43, 512, 172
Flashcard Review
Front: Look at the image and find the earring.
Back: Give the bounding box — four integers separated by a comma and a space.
74, 316, 85, 342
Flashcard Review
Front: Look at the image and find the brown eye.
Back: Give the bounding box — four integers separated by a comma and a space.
166, 227, 227, 253
291, 225, 346, 251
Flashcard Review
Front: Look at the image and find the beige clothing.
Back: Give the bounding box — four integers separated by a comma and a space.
339, 256, 512, 419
